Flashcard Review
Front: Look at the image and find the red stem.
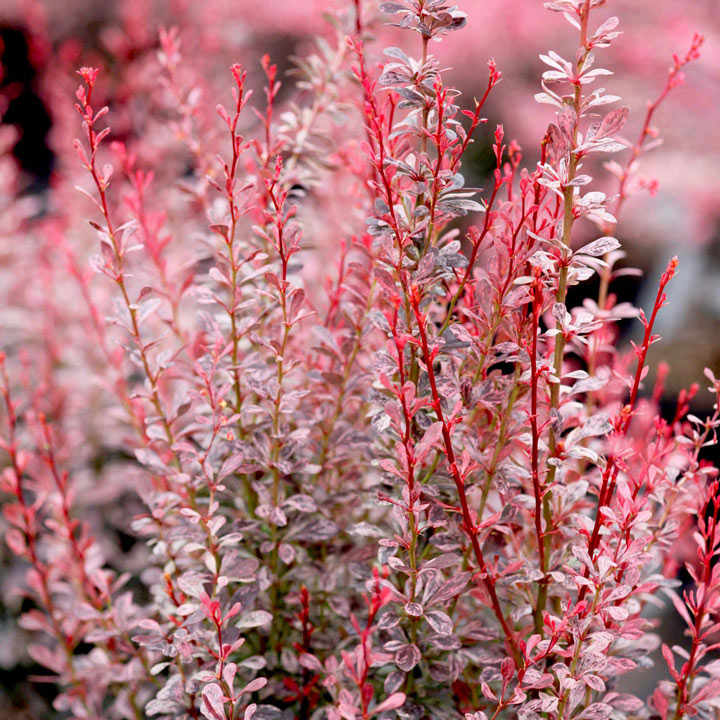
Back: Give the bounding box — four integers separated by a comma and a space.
409, 290, 522, 667
529, 274, 546, 577
581, 258, 677, 597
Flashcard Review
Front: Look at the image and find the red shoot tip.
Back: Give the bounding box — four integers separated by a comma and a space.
261, 54, 276, 82
77, 66, 99, 87
231, 63, 245, 87
689, 32, 705, 59
663, 256, 678, 283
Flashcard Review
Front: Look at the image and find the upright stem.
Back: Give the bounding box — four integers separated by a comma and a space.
529, 274, 547, 633
579, 258, 677, 600
534, 0, 591, 628
410, 290, 522, 667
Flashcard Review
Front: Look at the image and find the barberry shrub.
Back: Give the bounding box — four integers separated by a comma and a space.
0, 1, 715, 719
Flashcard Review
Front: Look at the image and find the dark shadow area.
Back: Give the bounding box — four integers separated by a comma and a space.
0, 24, 54, 193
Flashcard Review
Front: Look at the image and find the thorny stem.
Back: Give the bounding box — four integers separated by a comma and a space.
75, 71, 226, 715
386, 302, 422, 692
75, 77, 217, 532
409, 289, 522, 667
76, 74, 176, 456
265, 177, 293, 508
120, 164, 185, 347
529, 273, 547, 633
437, 68, 503, 336
387, 305, 421, 618
351, 32, 421, 384
221, 66, 251, 416
0, 359, 96, 718
535, 0, 590, 629
579, 257, 678, 599
37, 415, 157, 709
265, 175, 294, 652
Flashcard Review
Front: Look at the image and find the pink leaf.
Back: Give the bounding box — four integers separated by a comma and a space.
661, 644, 680, 681
596, 107, 629, 139
394, 644, 421, 672
240, 677, 267, 695
373, 693, 406, 715
652, 688, 669, 720
200, 683, 227, 720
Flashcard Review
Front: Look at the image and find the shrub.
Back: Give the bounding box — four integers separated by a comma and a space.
0, 1, 715, 719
